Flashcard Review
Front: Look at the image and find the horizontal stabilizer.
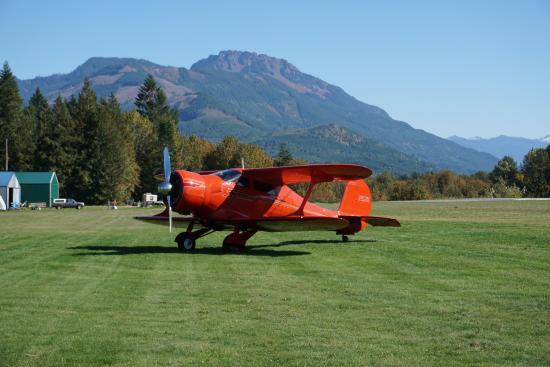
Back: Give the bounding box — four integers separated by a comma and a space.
363, 216, 401, 227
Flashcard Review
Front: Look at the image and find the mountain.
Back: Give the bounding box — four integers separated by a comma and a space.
449, 135, 549, 163
17, 51, 498, 173
254, 124, 435, 174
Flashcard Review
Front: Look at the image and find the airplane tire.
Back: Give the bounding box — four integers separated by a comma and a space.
342, 235, 349, 242
177, 236, 196, 252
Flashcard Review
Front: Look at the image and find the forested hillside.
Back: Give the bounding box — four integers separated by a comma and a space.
3, 61, 547, 203
17, 51, 498, 173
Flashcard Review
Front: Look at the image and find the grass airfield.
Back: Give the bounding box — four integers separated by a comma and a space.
0, 201, 549, 366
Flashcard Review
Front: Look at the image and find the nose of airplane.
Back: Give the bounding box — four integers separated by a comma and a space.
168, 171, 205, 214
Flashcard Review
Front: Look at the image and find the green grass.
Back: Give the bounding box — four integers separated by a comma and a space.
0, 201, 549, 366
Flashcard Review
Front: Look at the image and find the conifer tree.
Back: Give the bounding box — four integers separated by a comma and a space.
0, 62, 33, 170
52, 96, 79, 196
72, 79, 100, 201
27, 88, 58, 172
274, 143, 293, 166
93, 95, 138, 202
135, 74, 178, 148
522, 146, 550, 197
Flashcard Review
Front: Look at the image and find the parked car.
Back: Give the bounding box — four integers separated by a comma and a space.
52, 198, 85, 209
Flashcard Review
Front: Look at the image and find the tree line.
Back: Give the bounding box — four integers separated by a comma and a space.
0, 62, 283, 203
1, 61, 548, 203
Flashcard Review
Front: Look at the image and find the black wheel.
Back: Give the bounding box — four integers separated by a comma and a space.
55, 206, 60, 210
177, 235, 196, 252
76, 205, 82, 210
342, 235, 349, 242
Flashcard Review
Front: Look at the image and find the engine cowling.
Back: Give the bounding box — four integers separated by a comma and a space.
169, 170, 206, 214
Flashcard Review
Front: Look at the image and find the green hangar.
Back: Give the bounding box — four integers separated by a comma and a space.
15, 172, 59, 207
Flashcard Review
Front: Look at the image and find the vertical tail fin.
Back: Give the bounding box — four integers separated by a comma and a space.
338, 179, 372, 216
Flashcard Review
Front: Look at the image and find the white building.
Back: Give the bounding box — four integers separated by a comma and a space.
0, 172, 21, 210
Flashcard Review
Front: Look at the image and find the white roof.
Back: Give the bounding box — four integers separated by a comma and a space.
0, 172, 20, 188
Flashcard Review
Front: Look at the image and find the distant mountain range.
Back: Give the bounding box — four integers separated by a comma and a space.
17, 51, 498, 174
449, 135, 549, 163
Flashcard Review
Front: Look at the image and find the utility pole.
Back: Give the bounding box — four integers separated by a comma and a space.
4, 139, 7, 171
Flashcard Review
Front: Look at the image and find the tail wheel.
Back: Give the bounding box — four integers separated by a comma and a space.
342, 235, 349, 242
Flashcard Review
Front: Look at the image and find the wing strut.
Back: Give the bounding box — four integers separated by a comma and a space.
294, 180, 318, 217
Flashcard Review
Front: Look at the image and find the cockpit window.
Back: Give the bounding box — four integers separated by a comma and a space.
212, 169, 242, 182
254, 180, 274, 193
237, 176, 250, 188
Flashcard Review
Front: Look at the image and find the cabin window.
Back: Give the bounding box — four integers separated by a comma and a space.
237, 176, 250, 188
254, 180, 274, 193
212, 169, 241, 182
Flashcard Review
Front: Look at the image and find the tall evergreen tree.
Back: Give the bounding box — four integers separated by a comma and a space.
72, 79, 100, 201
274, 143, 293, 166
0, 62, 33, 170
93, 95, 139, 203
27, 88, 58, 172
135, 75, 178, 148
522, 146, 550, 197
52, 96, 79, 196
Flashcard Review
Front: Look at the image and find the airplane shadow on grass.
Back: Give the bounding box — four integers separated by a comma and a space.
68, 239, 375, 257
68, 244, 310, 257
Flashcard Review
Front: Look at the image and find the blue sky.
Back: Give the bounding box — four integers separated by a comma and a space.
1, 0, 548, 139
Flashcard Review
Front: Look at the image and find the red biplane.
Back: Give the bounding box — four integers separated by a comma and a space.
135, 148, 399, 252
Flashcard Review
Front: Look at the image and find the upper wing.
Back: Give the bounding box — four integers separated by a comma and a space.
241, 164, 372, 186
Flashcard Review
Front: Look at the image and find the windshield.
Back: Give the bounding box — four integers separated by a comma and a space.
211, 169, 242, 182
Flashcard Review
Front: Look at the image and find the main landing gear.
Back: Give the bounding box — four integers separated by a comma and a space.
222, 229, 257, 253
175, 222, 257, 253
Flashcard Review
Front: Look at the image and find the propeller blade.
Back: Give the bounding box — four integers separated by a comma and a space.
167, 195, 172, 233
159, 146, 173, 233
163, 146, 171, 184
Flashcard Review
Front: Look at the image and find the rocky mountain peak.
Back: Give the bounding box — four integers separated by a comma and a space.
192, 50, 330, 99
192, 50, 299, 75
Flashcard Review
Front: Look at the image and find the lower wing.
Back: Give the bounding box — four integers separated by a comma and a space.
134, 214, 349, 232
134, 213, 398, 230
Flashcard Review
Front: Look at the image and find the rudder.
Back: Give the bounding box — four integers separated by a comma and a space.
338, 179, 372, 217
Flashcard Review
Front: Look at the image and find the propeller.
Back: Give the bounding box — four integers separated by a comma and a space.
158, 146, 173, 232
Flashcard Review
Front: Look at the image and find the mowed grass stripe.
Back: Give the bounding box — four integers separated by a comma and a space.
0, 201, 549, 366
